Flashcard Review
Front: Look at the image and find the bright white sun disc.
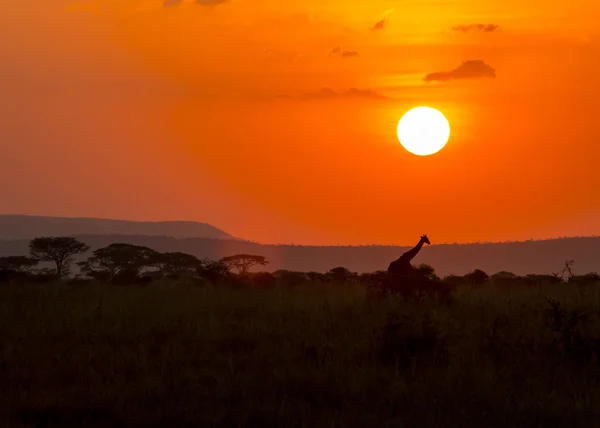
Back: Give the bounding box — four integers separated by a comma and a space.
397, 106, 450, 156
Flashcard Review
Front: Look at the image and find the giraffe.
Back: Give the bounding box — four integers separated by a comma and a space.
387, 234, 431, 277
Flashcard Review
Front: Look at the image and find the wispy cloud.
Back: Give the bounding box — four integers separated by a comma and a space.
163, 0, 183, 6
452, 24, 500, 33
329, 47, 359, 59
372, 19, 386, 31
371, 9, 393, 31
424, 60, 496, 82
195, 0, 228, 5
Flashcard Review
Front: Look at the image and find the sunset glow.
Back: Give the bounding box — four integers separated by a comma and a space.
1, 1, 600, 245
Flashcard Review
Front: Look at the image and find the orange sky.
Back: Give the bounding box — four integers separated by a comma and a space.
2, 0, 600, 245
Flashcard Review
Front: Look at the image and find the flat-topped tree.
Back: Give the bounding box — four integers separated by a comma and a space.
78, 243, 159, 279
152, 252, 203, 276
219, 254, 269, 275
29, 237, 90, 278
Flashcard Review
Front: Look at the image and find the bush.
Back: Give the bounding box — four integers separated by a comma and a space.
569, 272, 600, 285
523, 274, 563, 286
373, 314, 446, 368
250, 272, 277, 289
464, 269, 489, 286
274, 270, 308, 287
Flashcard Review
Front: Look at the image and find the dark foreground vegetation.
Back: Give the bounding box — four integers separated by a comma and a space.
2, 276, 600, 428
2, 237, 600, 426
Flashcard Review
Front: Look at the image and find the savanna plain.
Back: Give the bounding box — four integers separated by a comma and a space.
2, 277, 600, 428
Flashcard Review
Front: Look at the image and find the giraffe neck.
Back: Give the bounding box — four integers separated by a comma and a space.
413, 239, 425, 253
400, 238, 426, 263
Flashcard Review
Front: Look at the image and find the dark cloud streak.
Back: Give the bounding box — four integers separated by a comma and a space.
452, 24, 499, 33
196, 0, 228, 4
424, 60, 496, 82
329, 47, 359, 58
371, 18, 386, 31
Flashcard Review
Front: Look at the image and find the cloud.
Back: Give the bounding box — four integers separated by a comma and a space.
372, 19, 386, 31
452, 24, 500, 33
195, 0, 228, 5
329, 47, 359, 59
163, 0, 183, 6
304, 88, 388, 100
424, 60, 496, 82
371, 9, 393, 31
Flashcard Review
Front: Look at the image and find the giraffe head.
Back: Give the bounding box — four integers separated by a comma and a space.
421, 234, 431, 245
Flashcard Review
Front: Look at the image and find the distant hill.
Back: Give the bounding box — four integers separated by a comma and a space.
1, 233, 599, 276
0, 215, 238, 241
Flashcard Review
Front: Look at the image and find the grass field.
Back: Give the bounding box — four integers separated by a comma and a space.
2, 279, 600, 427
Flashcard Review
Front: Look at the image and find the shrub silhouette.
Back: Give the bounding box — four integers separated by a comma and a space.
544, 298, 600, 365
491, 271, 519, 285
523, 274, 563, 286
0, 256, 39, 273
249, 272, 277, 288
373, 314, 445, 368
442, 274, 465, 287
369, 265, 453, 304
306, 271, 327, 283
326, 267, 356, 283
464, 269, 489, 285
569, 272, 600, 285
274, 270, 308, 287
414, 263, 440, 281
196, 259, 230, 284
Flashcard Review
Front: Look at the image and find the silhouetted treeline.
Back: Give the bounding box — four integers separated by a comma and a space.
1, 237, 599, 293
2, 234, 600, 276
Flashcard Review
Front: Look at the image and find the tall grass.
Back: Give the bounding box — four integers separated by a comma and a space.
1, 280, 600, 427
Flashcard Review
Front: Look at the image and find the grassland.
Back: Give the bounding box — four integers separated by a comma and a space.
2, 279, 600, 427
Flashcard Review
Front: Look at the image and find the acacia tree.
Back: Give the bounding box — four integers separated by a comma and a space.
219, 254, 269, 275
327, 267, 356, 283
78, 243, 159, 279
29, 237, 90, 278
152, 252, 203, 276
0, 256, 39, 273
196, 259, 230, 284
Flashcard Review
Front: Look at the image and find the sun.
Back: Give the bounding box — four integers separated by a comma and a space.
397, 106, 451, 156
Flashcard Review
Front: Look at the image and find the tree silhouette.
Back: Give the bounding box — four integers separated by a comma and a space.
219, 254, 269, 275
196, 259, 230, 284
327, 267, 356, 283
0, 256, 39, 273
464, 269, 489, 285
152, 252, 203, 276
29, 237, 89, 278
274, 270, 308, 286
414, 263, 440, 281
78, 243, 158, 279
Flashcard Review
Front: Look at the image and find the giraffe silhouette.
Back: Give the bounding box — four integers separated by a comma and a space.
387, 234, 431, 278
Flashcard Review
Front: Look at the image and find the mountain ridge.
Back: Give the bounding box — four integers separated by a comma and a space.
0, 215, 238, 241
